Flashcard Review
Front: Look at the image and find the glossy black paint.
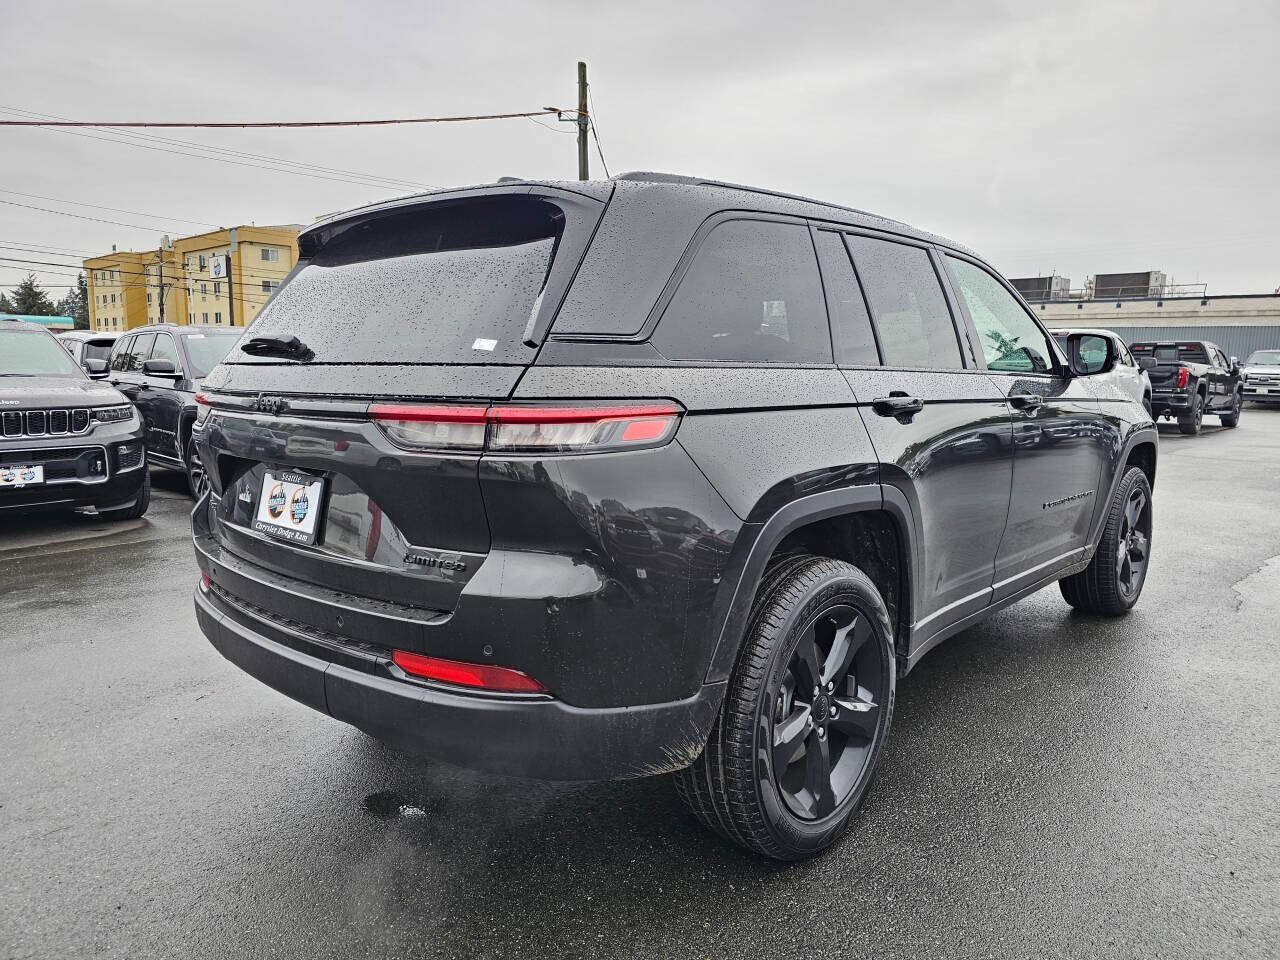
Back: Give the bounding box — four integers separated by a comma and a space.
190, 175, 1157, 781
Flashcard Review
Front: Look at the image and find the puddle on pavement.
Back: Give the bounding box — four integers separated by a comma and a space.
361, 790, 428, 820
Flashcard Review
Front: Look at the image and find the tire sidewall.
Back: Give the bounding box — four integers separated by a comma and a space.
750, 567, 896, 858
1107, 467, 1152, 611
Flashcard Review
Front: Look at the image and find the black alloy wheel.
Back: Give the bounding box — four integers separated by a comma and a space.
1115, 484, 1151, 602
186, 435, 208, 499
1220, 392, 1242, 428
767, 604, 886, 820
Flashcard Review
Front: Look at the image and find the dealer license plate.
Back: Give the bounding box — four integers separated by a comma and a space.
0, 465, 44, 488
253, 470, 325, 545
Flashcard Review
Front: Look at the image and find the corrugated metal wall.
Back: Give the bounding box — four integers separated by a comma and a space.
1105, 325, 1280, 360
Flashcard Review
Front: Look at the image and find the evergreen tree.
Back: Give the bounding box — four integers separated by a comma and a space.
0, 292, 13, 314
8, 274, 56, 316
55, 273, 90, 328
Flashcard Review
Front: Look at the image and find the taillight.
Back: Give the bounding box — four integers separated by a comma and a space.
391, 649, 547, 694
370, 404, 488, 451
370, 402, 682, 454
1176, 367, 1189, 389
194, 392, 210, 426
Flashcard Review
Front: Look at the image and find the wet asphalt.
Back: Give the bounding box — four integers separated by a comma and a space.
2, 411, 1278, 960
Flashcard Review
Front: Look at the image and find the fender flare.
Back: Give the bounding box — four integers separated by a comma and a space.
1086, 425, 1158, 553
702, 483, 919, 683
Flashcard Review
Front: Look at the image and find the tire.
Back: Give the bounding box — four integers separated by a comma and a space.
1059, 466, 1152, 615
185, 434, 209, 499
1220, 392, 1242, 428
1177, 392, 1203, 434
674, 555, 896, 860
98, 468, 150, 521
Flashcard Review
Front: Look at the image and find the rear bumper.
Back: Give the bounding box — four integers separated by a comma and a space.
1150, 392, 1191, 415
193, 583, 724, 781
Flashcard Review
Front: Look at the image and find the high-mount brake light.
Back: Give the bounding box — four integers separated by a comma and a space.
391, 650, 547, 694
370, 402, 682, 453
370, 403, 489, 451
1176, 366, 1189, 389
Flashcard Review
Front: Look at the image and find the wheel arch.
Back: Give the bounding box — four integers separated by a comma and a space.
703, 485, 917, 683
1088, 427, 1157, 551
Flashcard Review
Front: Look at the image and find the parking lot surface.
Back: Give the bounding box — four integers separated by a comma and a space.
2, 414, 1278, 960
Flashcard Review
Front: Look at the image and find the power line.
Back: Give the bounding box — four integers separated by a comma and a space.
587, 88, 611, 179
0, 109, 565, 129
0, 198, 186, 232
0, 189, 221, 229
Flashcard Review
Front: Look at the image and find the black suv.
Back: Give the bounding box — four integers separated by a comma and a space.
0, 319, 148, 518
108, 324, 240, 497
192, 175, 1157, 859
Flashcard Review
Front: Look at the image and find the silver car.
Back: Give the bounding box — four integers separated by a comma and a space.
1051, 328, 1152, 415
1242, 348, 1280, 404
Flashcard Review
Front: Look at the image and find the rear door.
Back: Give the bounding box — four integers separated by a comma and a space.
942, 254, 1109, 599
144, 332, 185, 459
833, 230, 1013, 635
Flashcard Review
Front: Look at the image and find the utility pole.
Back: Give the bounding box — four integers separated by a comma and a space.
577, 61, 589, 181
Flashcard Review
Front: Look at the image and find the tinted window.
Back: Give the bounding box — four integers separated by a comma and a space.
111, 336, 134, 371
946, 256, 1053, 373
0, 329, 86, 377
183, 333, 238, 377
82, 341, 114, 362
129, 334, 156, 371
150, 334, 181, 368
814, 230, 879, 366
848, 236, 962, 369
244, 196, 565, 364
654, 219, 831, 364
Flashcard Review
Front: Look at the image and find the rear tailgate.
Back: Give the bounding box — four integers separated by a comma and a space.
197, 186, 609, 620
1131, 341, 1208, 389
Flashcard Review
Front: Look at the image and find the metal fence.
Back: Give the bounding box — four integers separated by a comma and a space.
1103, 324, 1280, 361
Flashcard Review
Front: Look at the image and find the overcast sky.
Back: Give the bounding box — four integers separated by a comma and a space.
3, 0, 1278, 301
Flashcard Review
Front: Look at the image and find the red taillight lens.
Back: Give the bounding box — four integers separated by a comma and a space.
200, 572, 210, 590
1176, 366, 1189, 389
370, 402, 682, 454
488, 403, 681, 452
194, 392, 210, 426
391, 650, 547, 694
370, 403, 488, 451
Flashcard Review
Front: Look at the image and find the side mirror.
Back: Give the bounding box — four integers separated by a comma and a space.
83, 358, 109, 377
1070, 333, 1115, 376
1230, 356, 1240, 373
1137, 356, 1157, 372
142, 358, 180, 378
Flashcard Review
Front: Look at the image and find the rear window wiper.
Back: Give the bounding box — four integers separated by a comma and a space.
240, 335, 314, 361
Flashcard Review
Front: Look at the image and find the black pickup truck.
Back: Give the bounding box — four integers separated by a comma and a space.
1130, 340, 1243, 434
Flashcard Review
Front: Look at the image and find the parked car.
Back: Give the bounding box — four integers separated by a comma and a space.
1241, 348, 1280, 405
58, 330, 118, 378
107, 324, 240, 497
191, 174, 1157, 860
0, 318, 148, 518
1051, 328, 1152, 415
1129, 340, 1243, 433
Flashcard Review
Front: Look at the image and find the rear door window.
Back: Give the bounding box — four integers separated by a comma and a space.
240, 195, 570, 365
847, 236, 964, 369
653, 219, 832, 364
814, 230, 879, 366
129, 334, 156, 371
111, 336, 133, 372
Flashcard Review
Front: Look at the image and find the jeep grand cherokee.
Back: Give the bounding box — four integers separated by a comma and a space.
192, 174, 1157, 859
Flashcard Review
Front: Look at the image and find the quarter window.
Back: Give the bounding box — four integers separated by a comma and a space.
653, 219, 831, 364
813, 230, 879, 366
847, 236, 963, 369
945, 256, 1054, 373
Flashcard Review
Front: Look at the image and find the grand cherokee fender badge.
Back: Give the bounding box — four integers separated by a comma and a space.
403, 550, 467, 572
1043, 491, 1094, 510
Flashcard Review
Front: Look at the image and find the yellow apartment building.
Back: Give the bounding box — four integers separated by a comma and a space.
84, 224, 300, 333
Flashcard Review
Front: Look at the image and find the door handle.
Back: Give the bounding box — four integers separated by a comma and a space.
1009, 393, 1043, 412
871, 395, 925, 418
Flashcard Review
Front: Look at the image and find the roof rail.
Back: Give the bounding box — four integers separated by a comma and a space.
612, 170, 888, 223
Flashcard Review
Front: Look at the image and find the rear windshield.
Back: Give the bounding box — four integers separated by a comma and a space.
1, 328, 85, 377
82, 341, 114, 362
1131, 342, 1209, 363
236, 196, 565, 365
184, 333, 240, 377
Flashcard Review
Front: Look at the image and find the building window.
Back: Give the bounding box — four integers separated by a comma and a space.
189, 312, 195, 323
261, 280, 280, 293
147, 293, 153, 304
199, 255, 207, 270
202, 312, 208, 323
201, 283, 207, 296
110, 293, 116, 304
213, 282, 220, 296
214, 312, 222, 324
260, 247, 280, 262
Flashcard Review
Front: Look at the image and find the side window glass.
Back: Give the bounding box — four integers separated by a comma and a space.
945, 256, 1053, 374
111, 337, 133, 372
813, 230, 879, 366
846, 236, 963, 369
129, 334, 155, 371
653, 219, 832, 364
151, 334, 181, 369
